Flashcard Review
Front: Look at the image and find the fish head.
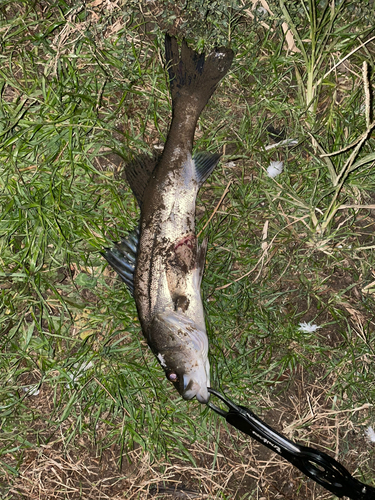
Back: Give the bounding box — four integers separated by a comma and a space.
150, 312, 210, 404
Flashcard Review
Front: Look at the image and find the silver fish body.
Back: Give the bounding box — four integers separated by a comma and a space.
104, 35, 234, 404
136, 154, 210, 402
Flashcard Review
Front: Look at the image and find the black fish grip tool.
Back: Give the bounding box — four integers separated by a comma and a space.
208, 388, 375, 500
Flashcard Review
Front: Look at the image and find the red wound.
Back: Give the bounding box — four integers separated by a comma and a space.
174, 234, 195, 251
174, 234, 196, 269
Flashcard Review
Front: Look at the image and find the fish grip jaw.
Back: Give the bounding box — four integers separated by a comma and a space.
207, 389, 375, 500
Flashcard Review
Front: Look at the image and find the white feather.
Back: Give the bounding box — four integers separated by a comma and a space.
365, 426, 375, 443
267, 161, 283, 178
298, 322, 321, 333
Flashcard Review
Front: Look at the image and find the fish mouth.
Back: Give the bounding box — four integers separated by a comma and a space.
181, 376, 210, 404
168, 364, 210, 404
180, 355, 210, 403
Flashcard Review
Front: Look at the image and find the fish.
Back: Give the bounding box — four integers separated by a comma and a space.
103, 34, 234, 404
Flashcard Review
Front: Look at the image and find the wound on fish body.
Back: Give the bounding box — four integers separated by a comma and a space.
103, 35, 234, 404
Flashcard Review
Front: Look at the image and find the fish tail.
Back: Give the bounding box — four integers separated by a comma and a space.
165, 34, 234, 120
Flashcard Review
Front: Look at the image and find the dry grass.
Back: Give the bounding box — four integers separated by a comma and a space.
3, 371, 373, 499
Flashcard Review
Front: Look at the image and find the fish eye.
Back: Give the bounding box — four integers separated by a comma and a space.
167, 371, 179, 383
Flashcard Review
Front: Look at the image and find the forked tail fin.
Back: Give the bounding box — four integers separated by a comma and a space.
165, 34, 234, 118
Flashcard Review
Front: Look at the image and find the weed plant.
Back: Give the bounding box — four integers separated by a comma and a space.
1, 1, 375, 499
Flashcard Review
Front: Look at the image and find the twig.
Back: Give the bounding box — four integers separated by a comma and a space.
94, 377, 131, 417
316, 35, 375, 89
338, 204, 375, 210
363, 61, 371, 128
264, 138, 298, 150
197, 180, 232, 237
320, 133, 368, 158
322, 61, 373, 159
216, 214, 310, 290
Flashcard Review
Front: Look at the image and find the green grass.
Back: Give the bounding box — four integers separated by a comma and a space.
1, 1, 375, 499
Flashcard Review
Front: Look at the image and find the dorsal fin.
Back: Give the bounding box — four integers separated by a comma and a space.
125, 153, 160, 206
102, 228, 139, 295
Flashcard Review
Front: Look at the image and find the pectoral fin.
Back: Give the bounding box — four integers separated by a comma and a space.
193, 152, 222, 186
196, 238, 208, 288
